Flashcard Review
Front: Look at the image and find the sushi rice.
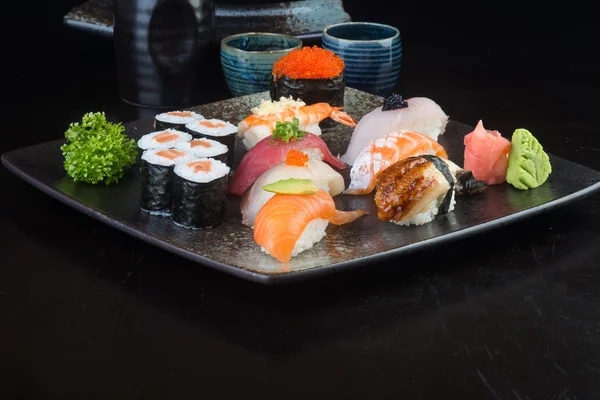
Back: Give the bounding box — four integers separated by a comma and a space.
174, 138, 228, 159
185, 119, 237, 137
141, 149, 194, 167
137, 129, 192, 150
394, 190, 456, 226
261, 218, 329, 259
174, 158, 230, 183
155, 111, 204, 125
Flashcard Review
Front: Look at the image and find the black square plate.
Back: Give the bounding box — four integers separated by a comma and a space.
3, 88, 600, 284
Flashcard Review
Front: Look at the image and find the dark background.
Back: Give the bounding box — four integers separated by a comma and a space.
2, 1, 600, 399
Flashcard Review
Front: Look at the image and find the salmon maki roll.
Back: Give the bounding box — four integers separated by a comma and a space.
344, 130, 448, 195
137, 129, 192, 151
171, 158, 231, 229
254, 190, 367, 262
154, 110, 204, 131
185, 119, 237, 166
140, 149, 194, 216
174, 138, 229, 165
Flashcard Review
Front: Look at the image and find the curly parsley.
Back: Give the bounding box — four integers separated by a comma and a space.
61, 112, 138, 185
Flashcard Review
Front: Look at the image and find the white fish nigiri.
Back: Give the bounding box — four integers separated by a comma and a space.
241, 155, 345, 228
342, 96, 449, 165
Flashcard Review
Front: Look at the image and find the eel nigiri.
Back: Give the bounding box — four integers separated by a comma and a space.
241, 150, 345, 227
254, 189, 367, 262
342, 94, 449, 165
375, 155, 457, 226
463, 120, 511, 185
228, 133, 346, 196
344, 130, 448, 195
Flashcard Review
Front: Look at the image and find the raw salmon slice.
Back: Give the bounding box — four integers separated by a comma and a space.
154, 131, 179, 143
156, 149, 185, 160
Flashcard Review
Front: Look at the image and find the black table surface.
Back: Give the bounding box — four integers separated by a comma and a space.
2, 1, 600, 399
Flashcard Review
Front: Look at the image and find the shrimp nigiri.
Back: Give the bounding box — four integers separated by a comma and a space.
238, 98, 356, 150
254, 189, 367, 263
344, 130, 448, 195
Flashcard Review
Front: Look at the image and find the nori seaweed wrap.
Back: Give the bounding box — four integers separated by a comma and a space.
171, 158, 230, 229
270, 73, 345, 111
140, 149, 194, 216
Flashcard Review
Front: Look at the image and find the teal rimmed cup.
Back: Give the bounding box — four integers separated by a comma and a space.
322, 22, 401, 97
220, 32, 303, 97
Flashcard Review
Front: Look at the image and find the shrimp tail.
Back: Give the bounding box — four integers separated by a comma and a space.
331, 110, 357, 127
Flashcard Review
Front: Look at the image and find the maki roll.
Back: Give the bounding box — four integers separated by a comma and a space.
184, 119, 237, 166
140, 149, 194, 216
154, 110, 204, 131
171, 158, 231, 229
137, 129, 192, 150
270, 46, 345, 128
174, 138, 229, 165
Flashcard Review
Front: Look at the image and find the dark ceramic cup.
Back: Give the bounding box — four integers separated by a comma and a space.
114, 0, 215, 108
322, 22, 401, 97
220, 32, 303, 97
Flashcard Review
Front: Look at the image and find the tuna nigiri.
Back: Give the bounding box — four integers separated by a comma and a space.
344, 130, 448, 195
241, 150, 345, 227
463, 120, 511, 185
342, 95, 449, 165
228, 133, 346, 196
254, 189, 367, 262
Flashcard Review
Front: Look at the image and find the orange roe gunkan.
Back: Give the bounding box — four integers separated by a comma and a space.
272, 46, 344, 80
285, 149, 309, 167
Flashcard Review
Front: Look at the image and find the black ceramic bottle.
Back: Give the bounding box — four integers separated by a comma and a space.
114, 0, 215, 108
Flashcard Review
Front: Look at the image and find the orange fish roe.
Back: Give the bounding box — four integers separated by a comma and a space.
285, 149, 309, 167
156, 149, 186, 160
190, 139, 212, 148
199, 120, 226, 128
154, 131, 179, 143
272, 46, 344, 80
188, 160, 212, 173
167, 111, 192, 117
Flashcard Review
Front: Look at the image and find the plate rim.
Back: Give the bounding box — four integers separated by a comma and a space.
3, 146, 600, 285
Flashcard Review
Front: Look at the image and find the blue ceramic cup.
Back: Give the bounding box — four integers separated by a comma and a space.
220, 32, 303, 97
322, 22, 401, 97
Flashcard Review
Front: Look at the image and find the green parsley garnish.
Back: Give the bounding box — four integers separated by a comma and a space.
270, 117, 305, 144
60, 112, 138, 185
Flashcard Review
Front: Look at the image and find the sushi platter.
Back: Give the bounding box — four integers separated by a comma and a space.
3, 85, 600, 284
3, 43, 600, 284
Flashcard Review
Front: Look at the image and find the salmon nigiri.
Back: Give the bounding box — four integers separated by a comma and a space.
254, 189, 367, 263
463, 120, 511, 185
344, 130, 448, 195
